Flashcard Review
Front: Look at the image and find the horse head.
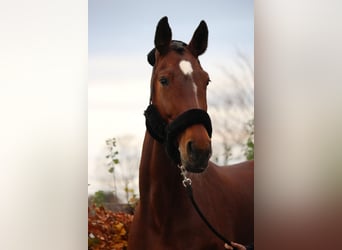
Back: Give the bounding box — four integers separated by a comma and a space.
146, 16, 212, 173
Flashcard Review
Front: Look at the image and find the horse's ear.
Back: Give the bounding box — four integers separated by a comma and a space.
188, 21, 208, 57
154, 16, 172, 55
147, 48, 156, 66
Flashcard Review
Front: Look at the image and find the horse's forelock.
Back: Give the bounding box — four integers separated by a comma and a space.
147, 40, 187, 66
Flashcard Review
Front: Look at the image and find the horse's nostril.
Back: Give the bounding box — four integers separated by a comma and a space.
187, 141, 194, 155
186, 140, 211, 162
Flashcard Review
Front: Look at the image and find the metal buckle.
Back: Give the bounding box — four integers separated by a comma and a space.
178, 164, 192, 187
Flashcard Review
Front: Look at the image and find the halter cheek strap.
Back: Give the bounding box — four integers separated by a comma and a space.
144, 104, 212, 164
144, 104, 167, 144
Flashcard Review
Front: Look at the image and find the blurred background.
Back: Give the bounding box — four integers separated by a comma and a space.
88, 0, 254, 203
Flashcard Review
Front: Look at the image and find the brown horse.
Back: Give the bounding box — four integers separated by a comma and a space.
128, 17, 253, 250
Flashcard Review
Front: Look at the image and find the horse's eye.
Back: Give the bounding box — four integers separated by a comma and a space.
207, 79, 211, 85
159, 77, 169, 86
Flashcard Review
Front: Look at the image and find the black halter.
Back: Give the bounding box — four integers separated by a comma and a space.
144, 104, 212, 165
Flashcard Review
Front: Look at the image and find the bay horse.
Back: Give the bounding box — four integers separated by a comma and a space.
128, 17, 253, 250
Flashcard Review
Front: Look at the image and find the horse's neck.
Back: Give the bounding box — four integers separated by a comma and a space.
138, 132, 190, 224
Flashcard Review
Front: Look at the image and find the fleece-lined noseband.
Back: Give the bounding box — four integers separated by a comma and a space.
144, 104, 212, 165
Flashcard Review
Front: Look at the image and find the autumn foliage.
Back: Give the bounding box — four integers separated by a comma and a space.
88, 205, 134, 250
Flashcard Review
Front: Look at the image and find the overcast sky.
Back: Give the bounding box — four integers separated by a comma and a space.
88, 0, 254, 196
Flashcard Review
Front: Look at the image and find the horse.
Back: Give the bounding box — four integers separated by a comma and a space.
128, 16, 253, 250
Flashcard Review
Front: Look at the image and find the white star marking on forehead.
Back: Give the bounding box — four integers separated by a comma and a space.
179, 60, 193, 75
178, 60, 199, 107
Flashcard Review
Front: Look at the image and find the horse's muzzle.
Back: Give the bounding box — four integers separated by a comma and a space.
182, 140, 212, 173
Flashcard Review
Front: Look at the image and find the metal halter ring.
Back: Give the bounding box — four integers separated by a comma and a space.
182, 177, 192, 188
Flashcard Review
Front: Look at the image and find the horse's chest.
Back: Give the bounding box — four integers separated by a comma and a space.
129, 202, 231, 249
151, 235, 222, 250
144, 221, 223, 250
